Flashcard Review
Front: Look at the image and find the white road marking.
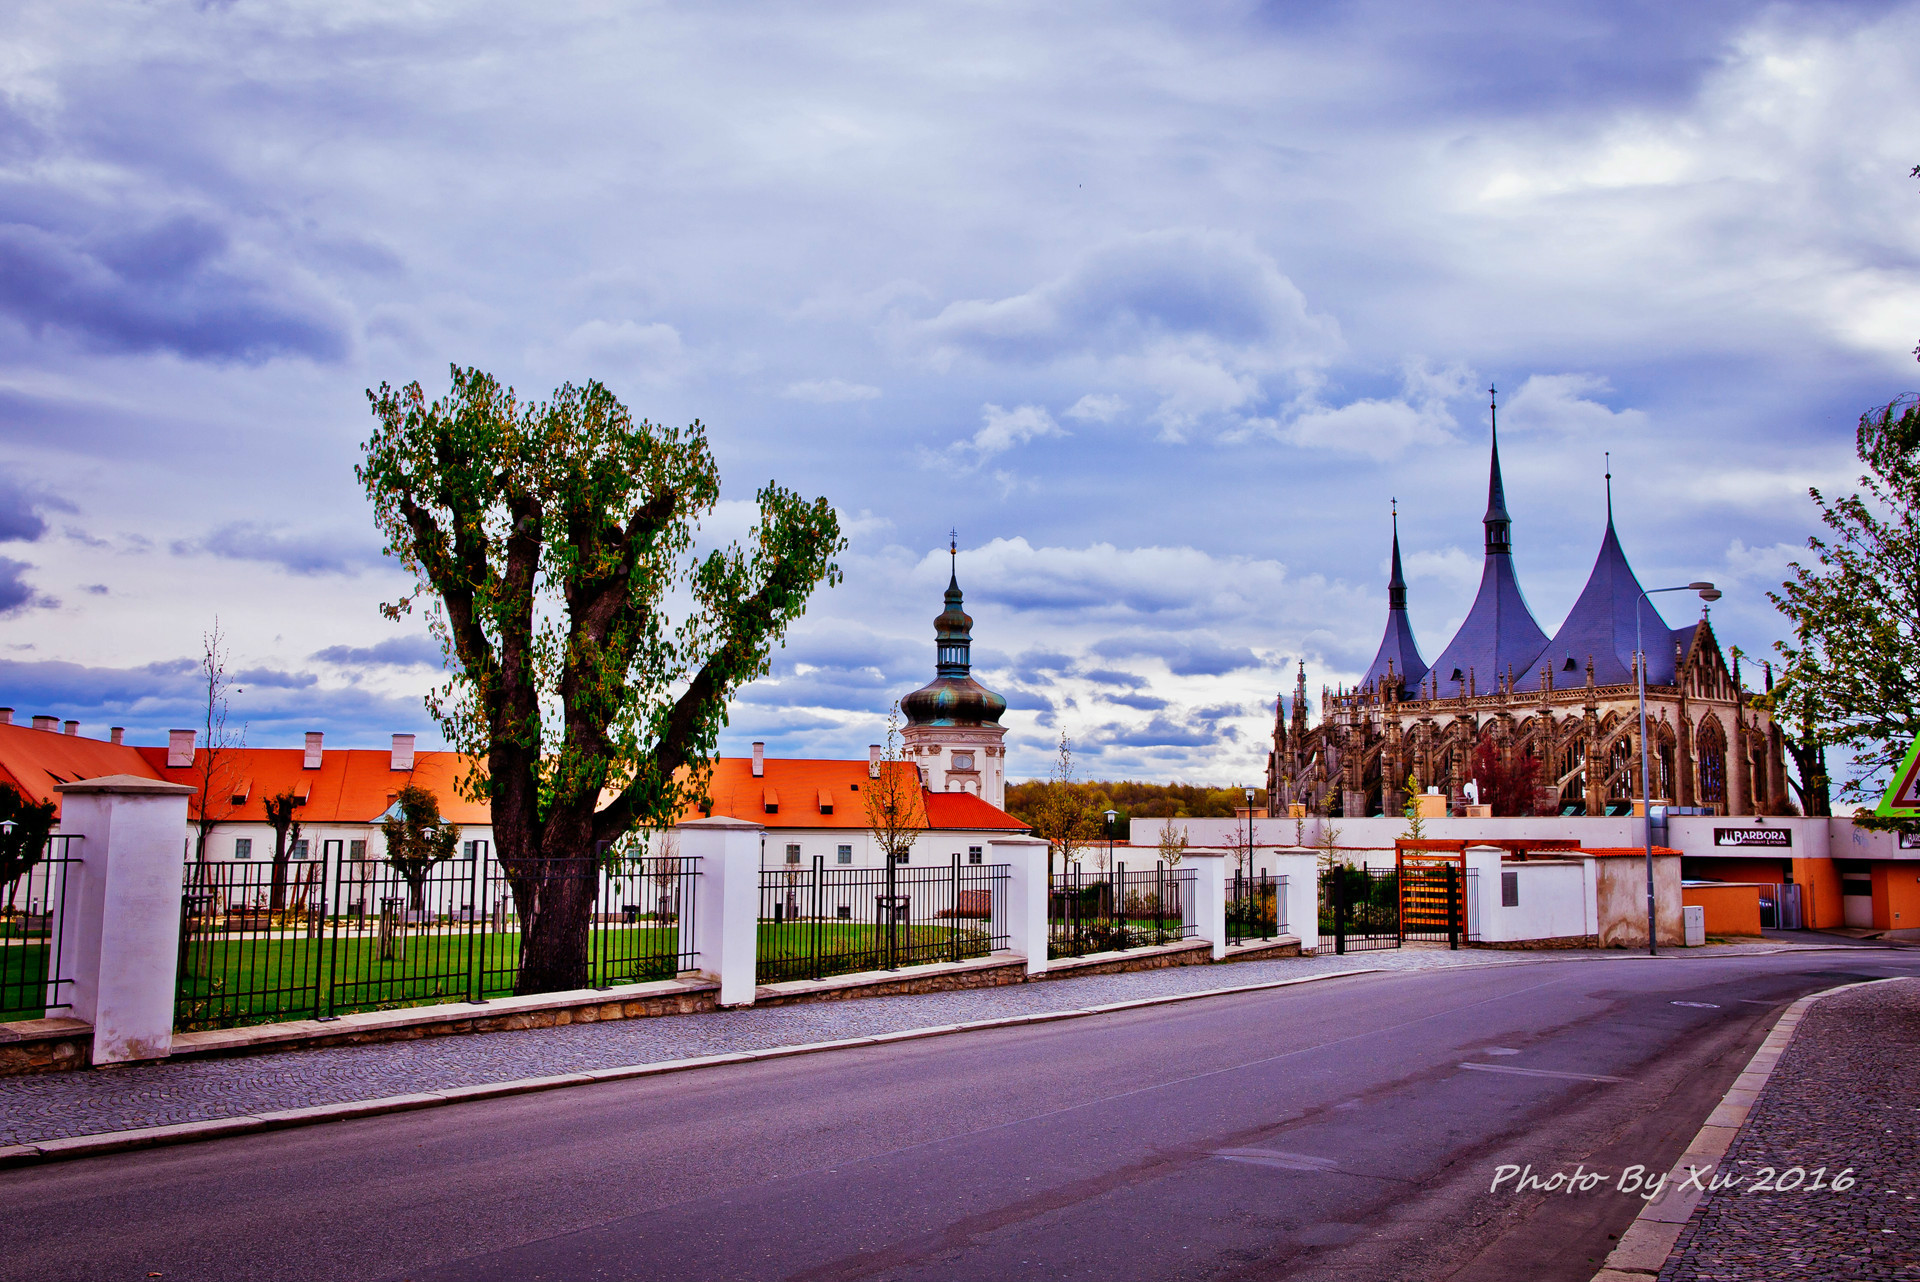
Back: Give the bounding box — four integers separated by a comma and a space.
1671, 1001, 1721, 1009
1210, 1148, 1341, 1171
1459, 1062, 1627, 1083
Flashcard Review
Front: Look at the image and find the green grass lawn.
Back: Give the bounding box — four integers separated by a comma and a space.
171, 923, 687, 1030
1, 942, 54, 1022
755, 920, 991, 982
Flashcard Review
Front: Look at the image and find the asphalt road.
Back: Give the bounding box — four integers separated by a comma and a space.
5, 949, 1915, 1282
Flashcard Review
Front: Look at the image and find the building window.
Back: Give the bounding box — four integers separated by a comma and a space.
786, 843, 802, 865
968, 846, 983, 865
837, 845, 852, 864
892, 852, 909, 865
953, 753, 974, 771
348, 840, 366, 862
290, 839, 310, 861
463, 840, 490, 862
234, 838, 252, 860
836, 905, 852, 920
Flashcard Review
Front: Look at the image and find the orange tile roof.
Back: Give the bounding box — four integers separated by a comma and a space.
0, 722, 163, 818
687, 756, 1027, 832
134, 746, 492, 825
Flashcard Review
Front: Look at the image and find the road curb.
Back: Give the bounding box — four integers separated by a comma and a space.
1588, 976, 1899, 1282
0, 966, 1388, 1170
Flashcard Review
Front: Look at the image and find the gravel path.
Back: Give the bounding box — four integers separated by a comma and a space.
0, 940, 1833, 1146
1660, 977, 1920, 1281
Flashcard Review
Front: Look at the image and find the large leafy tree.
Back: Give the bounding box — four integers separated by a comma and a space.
359, 367, 844, 992
1772, 392, 1920, 815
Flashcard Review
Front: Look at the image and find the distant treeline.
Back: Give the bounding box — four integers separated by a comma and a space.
1004, 780, 1270, 828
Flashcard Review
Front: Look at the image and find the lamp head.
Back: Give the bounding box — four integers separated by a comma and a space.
1699, 588, 1722, 602
1104, 809, 1118, 823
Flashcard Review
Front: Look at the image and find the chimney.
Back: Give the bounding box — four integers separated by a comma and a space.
751, 741, 765, 778
109, 727, 124, 745
63, 720, 78, 736
303, 731, 324, 770
32, 715, 57, 732
869, 744, 882, 779
0, 708, 11, 725
391, 733, 415, 772
167, 729, 196, 768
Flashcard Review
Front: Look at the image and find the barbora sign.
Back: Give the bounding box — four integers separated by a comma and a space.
1713, 827, 1791, 848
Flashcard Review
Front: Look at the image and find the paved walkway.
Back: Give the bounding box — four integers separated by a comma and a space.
1659, 976, 1920, 1281
0, 940, 1831, 1147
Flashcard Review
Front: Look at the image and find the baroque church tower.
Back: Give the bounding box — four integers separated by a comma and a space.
901, 539, 1008, 808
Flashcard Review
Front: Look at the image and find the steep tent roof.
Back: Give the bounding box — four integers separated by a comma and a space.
1424, 397, 1548, 695
1518, 515, 1678, 691
1360, 509, 1428, 694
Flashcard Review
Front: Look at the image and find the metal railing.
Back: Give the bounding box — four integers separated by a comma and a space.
1228, 871, 1288, 945
1, 836, 82, 1021
1048, 862, 1195, 959
176, 854, 699, 1030
758, 856, 1008, 984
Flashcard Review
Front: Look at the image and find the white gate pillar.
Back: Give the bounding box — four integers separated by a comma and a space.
678, 815, 763, 1007
54, 774, 195, 1065
1182, 850, 1230, 960
993, 837, 1050, 977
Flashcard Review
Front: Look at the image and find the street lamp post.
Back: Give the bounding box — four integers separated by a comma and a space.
1243, 787, 1256, 880
1104, 809, 1118, 878
1637, 581, 1722, 956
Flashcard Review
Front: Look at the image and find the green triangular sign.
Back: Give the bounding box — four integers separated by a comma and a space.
1874, 738, 1920, 818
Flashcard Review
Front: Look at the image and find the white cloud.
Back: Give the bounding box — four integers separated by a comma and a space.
926, 402, 1065, 472
1065, 393, 1127, 423
1266, 359, 1471, 460
543, 320, 686, 384
893, 229, 1342, 434
1502, 373, 1648, 437
781, 377, 881, 403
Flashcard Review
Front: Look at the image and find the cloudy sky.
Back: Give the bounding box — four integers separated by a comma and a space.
1, 1, 1915, 786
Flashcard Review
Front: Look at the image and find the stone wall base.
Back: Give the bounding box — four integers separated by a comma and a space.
1039, 938, 1213, 978
1468, 934, 1600, 951
0, 1018, 91, 1075
1220, 937, 1303, 962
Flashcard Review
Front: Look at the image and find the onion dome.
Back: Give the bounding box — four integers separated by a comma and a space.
901, 549, 1006, 728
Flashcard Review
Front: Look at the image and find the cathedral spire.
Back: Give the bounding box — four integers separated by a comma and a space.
1361, 501, 1428, 696
1388, 499, 1407, 611
1484, 384, 1511, 555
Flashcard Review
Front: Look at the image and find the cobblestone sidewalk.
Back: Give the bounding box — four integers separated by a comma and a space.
1658, 977, 1920, 1281
0, 940, 1828, 1147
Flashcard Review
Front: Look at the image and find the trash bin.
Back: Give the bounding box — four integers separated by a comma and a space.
1683, 904, 1706, 948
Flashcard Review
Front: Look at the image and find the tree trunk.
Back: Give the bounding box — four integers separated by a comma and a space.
408, 876, 427, 913
269, 829, 290, 912
511, 862, 596, 994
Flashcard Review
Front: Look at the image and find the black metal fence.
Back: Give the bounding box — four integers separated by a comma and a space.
758, 856, 1008, 984
1, 836, 82, 1021
177, 853, 699, 1029
1228, 870, 1289, 945
1049, 862, 1195, 959
1321, 866, 1401, 954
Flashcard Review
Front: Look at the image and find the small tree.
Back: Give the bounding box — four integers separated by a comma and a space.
1469, 740, 1540, 817
1401, 771, 1426, 841
864, 702, 927, 867
1771, 391, 1920, 814
1030, 733, 1099, 882
0, 783, 57, 918
263, 790, 304, 912
382, 785, 461, 912
190, 620, 246, 862
1156, 815, 1187, 868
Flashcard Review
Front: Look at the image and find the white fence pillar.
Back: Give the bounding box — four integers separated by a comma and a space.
993, 837, 1050, 977
1465, 844, 1504, 944
678, 815, 763, 1007
1268, 851, 1321, 953
1182, 850, 1229, 960
55, 774, 195, 1065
